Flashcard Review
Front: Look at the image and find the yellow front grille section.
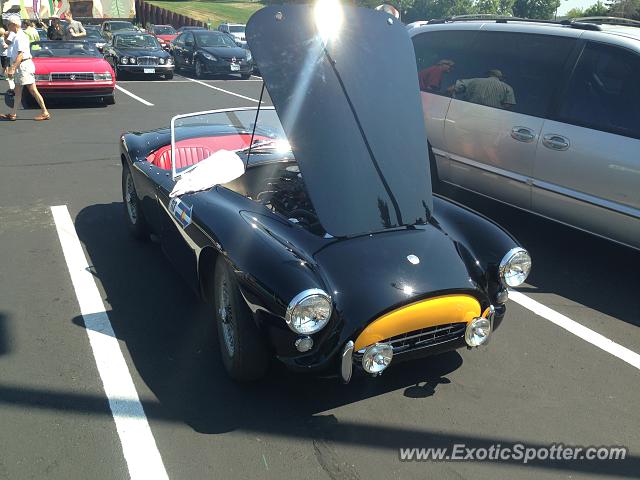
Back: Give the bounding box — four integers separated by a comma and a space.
354, 294, 482, 351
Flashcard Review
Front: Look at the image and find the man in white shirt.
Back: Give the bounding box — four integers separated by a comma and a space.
1, 28, 16, 95
0, 16, 49, 121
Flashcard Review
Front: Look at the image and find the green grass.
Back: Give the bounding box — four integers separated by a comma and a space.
147, 0, 265, 25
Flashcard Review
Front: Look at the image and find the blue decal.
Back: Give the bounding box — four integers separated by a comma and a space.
169, 197, 193, 229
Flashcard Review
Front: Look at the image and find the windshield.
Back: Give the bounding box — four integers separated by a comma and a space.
115, 34, 160, 49
229, 26, 245, 33
154, 26, 176, 35
195, 32, 237, 48
32, 41, 101, 57
85, 30, 104, 40
110, 22, 135, 31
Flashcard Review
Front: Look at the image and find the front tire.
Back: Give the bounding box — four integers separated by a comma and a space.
122, 165, 149, 240
195, 59, 205, 79
213, 258, 268, 381
240, 73, 250, 80
104, 94, 115, 105
164, 71, 174, 80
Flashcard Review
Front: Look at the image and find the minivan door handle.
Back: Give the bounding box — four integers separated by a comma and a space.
511, 126, 536, 143
542, 134, 570, 151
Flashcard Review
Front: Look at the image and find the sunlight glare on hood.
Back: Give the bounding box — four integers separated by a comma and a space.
314, 0, 344, 45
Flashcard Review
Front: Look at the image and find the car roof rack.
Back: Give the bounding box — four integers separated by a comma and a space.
571, 16, 640, 27
427, 15, 603, 31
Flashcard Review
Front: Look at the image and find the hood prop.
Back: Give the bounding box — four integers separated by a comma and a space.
245, 81, 267, 167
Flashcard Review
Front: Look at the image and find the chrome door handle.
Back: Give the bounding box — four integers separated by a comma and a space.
542, 134, 570, 151
511, 126, 536, 143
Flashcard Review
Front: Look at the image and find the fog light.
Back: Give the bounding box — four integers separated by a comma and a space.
362, 343, 393, 374
465, 317, 491, 347
295, 336, 313, 352
496, 289, 509, 304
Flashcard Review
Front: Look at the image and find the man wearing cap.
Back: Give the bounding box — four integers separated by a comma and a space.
418, 59, 454, 93
452, 69, 516, 109
0, 16, 49, 121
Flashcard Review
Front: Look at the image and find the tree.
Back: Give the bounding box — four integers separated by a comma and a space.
583, 0, 609, 15
564, 7, 584, 17
512, 0, 562, 19
608, 0, 640, 18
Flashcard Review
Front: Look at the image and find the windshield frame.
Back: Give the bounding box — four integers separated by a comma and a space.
31, 41, 101, 58
114, 33, 161, 50
194, 31, 237, 48
170, 106, 278, 181
154, 25, 176, 35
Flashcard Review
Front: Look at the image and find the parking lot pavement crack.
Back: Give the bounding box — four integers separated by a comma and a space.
313, 438, 360, 480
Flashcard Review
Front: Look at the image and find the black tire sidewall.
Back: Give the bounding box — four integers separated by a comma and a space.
121, 166, 149, 240
213, 259, 268, 381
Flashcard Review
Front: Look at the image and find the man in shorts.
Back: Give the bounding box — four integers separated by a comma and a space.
0, 16, 49, 121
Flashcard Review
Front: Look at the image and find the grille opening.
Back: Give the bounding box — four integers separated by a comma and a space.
385, 322, 466, 353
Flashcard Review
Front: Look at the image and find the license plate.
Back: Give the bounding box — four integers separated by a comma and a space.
230, 64, 240, 72
143, 68, 155, 74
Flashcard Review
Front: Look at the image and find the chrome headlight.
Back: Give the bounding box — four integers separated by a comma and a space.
159, 57, 166, 65
499, 247, 531, 287
35, 74, 50, 81
121, 57, 129, 64
285, 289, 332, 334
245, 50, 252, 62
94, 73, 113, 81
166, 56, 173, 64
130, 57, 137, 64
202, 52, 217, 61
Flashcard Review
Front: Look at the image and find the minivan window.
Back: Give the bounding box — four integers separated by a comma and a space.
556, 42, 640, 139
413, 30, 575, 117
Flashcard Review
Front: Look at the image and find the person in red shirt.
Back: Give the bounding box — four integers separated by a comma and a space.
418, 59, 454, 93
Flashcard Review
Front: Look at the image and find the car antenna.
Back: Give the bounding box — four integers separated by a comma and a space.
246, 81, 266, 167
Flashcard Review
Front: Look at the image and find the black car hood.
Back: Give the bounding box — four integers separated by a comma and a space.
314, 225, 483, 336
246, 5, 432, 237
114, 47, 169, 57
200, 46, 247, 58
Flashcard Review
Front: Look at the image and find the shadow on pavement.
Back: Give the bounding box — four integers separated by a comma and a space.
72, 202, 464, 433
57, 201, 639, 478
439, 187, 640, 327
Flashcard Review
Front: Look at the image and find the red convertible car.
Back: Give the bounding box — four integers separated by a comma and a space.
31, 40, 116, 104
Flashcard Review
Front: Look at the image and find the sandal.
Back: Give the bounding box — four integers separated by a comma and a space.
34, 113, 50, 121
0, 113, 16, 121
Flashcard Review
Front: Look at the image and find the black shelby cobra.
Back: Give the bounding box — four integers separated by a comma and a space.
119, 4, 531, 381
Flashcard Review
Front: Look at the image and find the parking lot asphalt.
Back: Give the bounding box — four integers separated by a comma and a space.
0, 73, 638, 480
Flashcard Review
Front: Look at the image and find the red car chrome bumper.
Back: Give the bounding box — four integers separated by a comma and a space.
36, 80, 115, 98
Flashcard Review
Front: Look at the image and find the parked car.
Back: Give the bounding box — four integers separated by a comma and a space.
30, 40, 115, 104
218, 22, 246, 47
120, 5, 531, 382
176, 26, 207, 33
100, 20, 136, 41
103, 31, 174, 79
147, 24, 178, 49
409, 16, 640, 250
171, 30, 253, 79
84, 26, 107, 51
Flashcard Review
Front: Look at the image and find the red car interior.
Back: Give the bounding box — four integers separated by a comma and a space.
147, 134, 269, 170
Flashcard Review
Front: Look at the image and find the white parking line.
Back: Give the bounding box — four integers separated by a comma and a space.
50, 205, 169, 480
510, 291, 640, 371
187, 77, 260, 102
115, 85, 154, 106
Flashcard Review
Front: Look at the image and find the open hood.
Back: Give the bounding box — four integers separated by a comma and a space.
246, 4, 432, 237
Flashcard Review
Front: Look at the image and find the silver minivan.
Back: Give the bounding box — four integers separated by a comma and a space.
409, 17, 640, 250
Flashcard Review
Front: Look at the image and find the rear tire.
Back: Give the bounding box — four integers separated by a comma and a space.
122, 165, 149, 240
213, 258, 268, 381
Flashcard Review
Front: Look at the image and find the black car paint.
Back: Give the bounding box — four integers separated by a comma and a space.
171, 31, 253, 76
120, 125, 515, 374
103, 33, 173, 77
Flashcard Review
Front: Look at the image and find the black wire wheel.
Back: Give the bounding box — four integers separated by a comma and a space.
213, 258, 269, 381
